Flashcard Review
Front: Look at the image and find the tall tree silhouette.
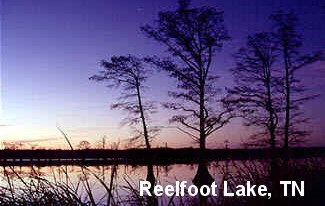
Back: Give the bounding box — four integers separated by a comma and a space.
271, 11, 322, 148
142, 0, 232, 151
90, 55, 157, 150
226, 33, 282, 149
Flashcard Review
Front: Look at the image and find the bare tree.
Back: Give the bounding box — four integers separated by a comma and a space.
142, 0, 232, 151
3, 141, 24, 150
90, 55, 157, 150
270, 11, 322, 148
95, 136, 107, 149
77, 140, 91, 150
226, 33, 282, 149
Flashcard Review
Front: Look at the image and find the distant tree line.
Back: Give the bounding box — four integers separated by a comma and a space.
91, 0, 322, 151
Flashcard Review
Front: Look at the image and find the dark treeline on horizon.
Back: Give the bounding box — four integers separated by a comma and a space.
1, 147, 324, 165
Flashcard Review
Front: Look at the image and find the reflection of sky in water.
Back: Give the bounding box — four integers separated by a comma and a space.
1, 159, 322, 204
0, 163, 201, 202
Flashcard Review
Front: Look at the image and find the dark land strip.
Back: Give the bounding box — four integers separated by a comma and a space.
0, 147, 324, 166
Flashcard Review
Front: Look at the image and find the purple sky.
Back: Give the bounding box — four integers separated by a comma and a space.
1, 0, 324, 149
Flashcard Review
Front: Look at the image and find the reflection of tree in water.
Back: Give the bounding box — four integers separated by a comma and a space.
193, 163, 214, 187
192, 162, 214, 206
146, 164, 157, 206
1, 165, 46, 179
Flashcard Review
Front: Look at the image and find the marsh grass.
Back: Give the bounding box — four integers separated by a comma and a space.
0, 158, 323, 206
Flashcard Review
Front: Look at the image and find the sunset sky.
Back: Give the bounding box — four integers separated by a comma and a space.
1, 0, 324, 149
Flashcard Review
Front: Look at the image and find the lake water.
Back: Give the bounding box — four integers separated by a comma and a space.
0, 158, 323, 205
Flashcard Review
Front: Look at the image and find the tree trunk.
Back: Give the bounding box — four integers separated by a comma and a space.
284, 48, 290, 150
199, 79, 206, 152
266, 68, 276, 149
136, 81, 151, 150
199, 137, 206, 151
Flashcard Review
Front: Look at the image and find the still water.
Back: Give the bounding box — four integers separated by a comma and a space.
0, 158, 323, 205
